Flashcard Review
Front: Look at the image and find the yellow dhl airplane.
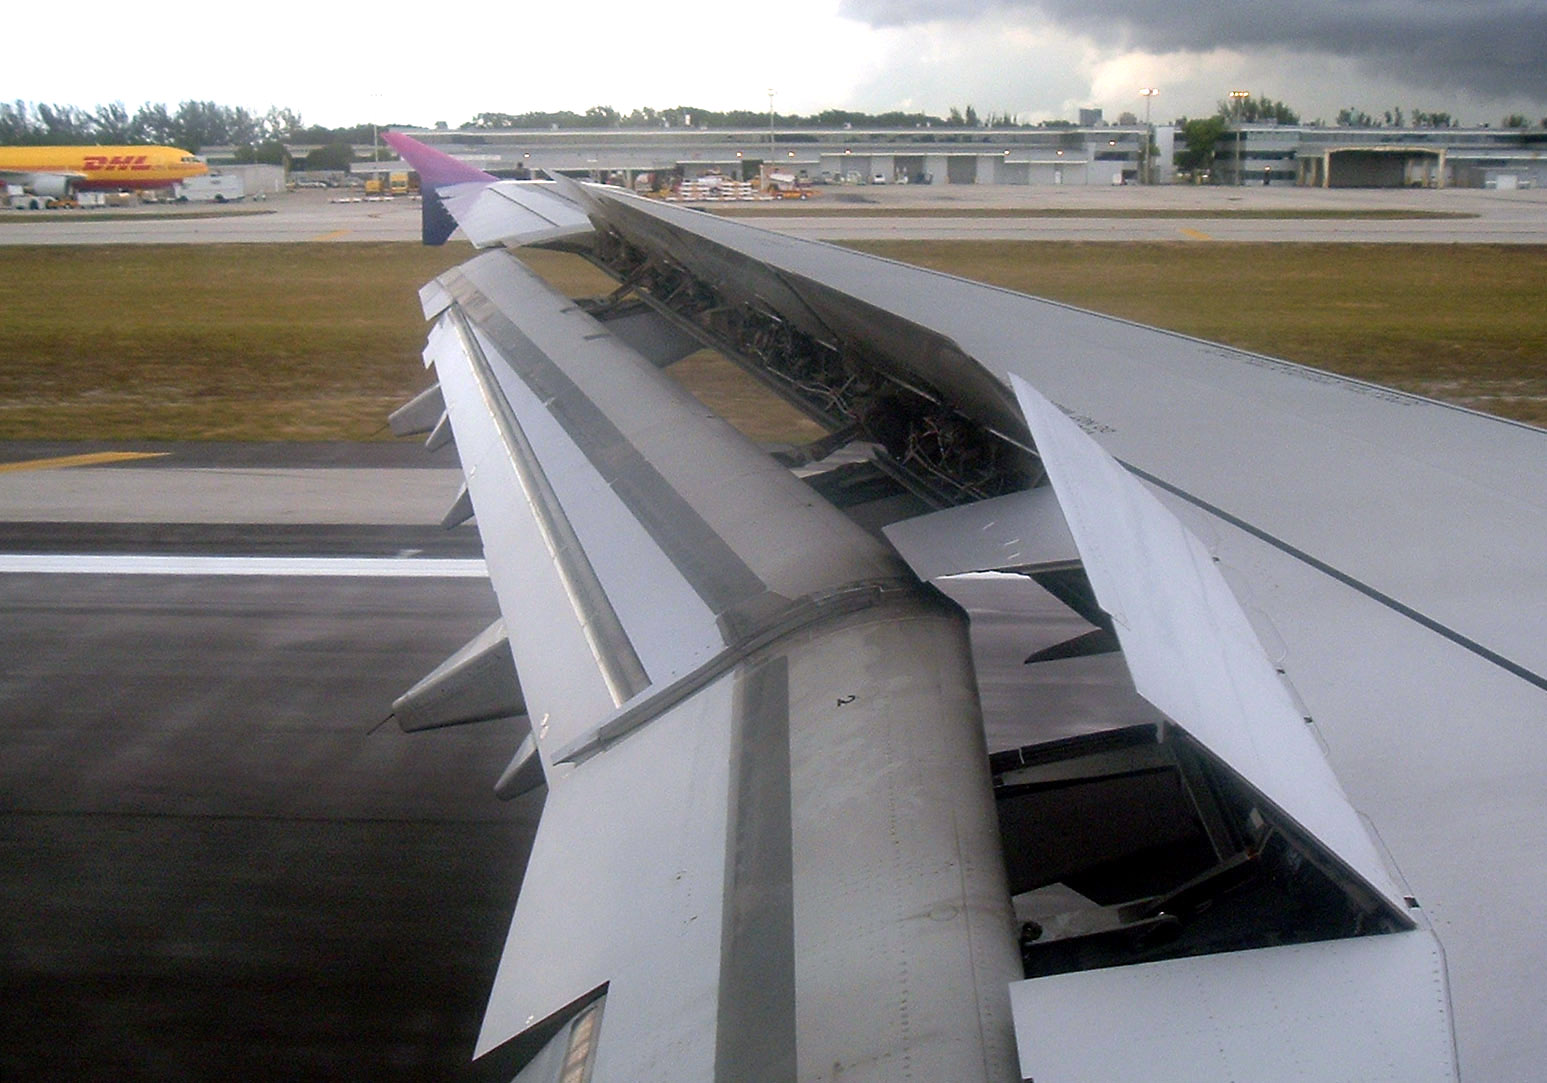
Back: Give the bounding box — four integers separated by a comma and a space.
0, 145, 207, 199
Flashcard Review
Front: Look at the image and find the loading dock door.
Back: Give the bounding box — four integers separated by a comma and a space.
946, 156, 978, 184
1327, 148, 1441, 188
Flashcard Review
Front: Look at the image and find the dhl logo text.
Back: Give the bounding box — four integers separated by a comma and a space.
83, 155, 152, 171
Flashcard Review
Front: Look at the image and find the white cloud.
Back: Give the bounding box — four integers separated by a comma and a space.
9, 0, 1544, 129
843, 14, 1101, 121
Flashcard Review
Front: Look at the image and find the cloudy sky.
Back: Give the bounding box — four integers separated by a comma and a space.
10, 0, 1545, 129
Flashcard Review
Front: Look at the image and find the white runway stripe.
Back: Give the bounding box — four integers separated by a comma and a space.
0, 554, 489, 577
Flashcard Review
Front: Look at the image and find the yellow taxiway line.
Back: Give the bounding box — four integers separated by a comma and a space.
1179, 227, 1215, 241
0, 451, 171, 474
310, 229, 352, 241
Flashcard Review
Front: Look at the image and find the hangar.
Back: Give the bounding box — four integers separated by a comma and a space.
1296, 146, 1446, 188
1218, 124, 1547, 188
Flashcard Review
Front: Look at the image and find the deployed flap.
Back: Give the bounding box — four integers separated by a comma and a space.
1012, 375, 1408, 915
883, 487, 1077, 581
392, 618, 525, 732
388, 383, 444, 437
1010, 931, 1456, 1082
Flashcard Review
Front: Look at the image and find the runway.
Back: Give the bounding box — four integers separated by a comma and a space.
2, 183, 1545, 244
0, 442, 536, 1081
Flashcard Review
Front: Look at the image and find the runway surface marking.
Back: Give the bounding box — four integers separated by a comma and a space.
1179, 227, 1215, 241
0, 554, 488, 577
310, 228, 352, 241
0, 451, 171, 474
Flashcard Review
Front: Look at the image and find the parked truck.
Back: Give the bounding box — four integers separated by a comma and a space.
174, 174, 245, 203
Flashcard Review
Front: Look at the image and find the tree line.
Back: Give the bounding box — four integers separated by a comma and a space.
10, 95, 1542, 178
0, 100, 402, 156
458, 104, 1035, 131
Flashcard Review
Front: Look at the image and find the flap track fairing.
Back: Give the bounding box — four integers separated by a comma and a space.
388, 383, 445, 437
391, 618, 526, 733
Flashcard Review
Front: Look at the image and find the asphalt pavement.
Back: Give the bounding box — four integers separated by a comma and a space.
0, 442, 536, 1082
2, 183, 1545, 243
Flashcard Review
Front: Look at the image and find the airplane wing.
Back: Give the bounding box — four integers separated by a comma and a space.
383, 132, 1545, 1080
0, 169, 85, 196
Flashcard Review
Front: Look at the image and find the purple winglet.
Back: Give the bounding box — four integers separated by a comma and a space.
383, 130, 495, 190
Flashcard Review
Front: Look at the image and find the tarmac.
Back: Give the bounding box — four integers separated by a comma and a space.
0, 442, 536, 1082
1, 182, 1545, 243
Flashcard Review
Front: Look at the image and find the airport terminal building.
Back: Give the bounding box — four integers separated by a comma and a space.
336, 122, 1542, 190
394, 125, 1166, 188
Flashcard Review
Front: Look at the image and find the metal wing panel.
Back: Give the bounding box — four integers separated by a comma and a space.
476, 602, 1025, 1081
461, 319, 721, 684
555, 191, 1545, 1075
476, 672, 737, 1069
378, 173, 1547, 1079
440, 247, 905, 615
882, 487, 1078, 580
1009, 931, 1456, 1082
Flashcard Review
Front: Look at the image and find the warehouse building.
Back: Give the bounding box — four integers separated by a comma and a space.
1216, 124, 1547, 188
392, 125, 1166, 188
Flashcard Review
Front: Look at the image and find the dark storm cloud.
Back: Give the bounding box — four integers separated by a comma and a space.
838, 0, 1547, 100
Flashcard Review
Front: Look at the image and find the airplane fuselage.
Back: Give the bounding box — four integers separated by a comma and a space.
0, 145, 208, 192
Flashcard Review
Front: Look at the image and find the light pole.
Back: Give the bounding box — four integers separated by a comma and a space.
1228, 89, 1249, 186
370, 91, 383, 163
767, 88, 776, 149
1139, 87, 1158, 183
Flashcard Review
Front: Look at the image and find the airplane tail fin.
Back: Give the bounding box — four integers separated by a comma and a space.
382, 130, 496, 246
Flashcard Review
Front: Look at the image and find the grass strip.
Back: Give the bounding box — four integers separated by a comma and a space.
0, 241, 1541, 441
0, 243, 471, 440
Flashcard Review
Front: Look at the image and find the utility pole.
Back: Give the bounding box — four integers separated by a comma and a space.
1229, 89, 1249, 186
1139, 87, 1158, 183
370, 91, 383, 163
